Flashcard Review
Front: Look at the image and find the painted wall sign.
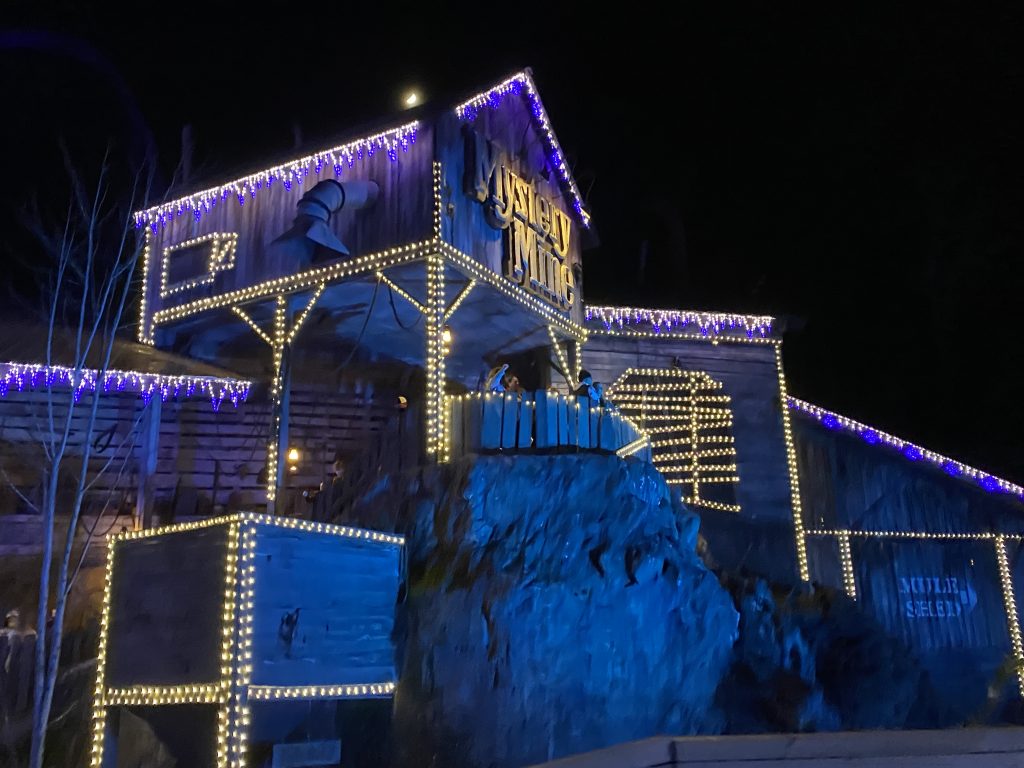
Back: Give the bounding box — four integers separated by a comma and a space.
464, 127, 576, 311
898, 575, 978, 620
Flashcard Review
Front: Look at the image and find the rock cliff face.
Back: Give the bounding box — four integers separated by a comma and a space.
337, 453, 739, 767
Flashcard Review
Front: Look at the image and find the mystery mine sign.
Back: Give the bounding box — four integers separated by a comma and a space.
465, 128, 576, 311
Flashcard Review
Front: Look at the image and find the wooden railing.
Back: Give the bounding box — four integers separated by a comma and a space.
446, 391, 651, 461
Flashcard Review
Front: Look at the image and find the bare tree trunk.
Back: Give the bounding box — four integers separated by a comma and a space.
28, 472, 59, 768
21, 147, 157, 768
33, 257, 136, 768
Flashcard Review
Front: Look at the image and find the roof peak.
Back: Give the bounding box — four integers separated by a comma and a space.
453, 69, 591, 228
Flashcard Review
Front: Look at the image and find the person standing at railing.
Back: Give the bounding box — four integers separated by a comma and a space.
574, 369, 606, 406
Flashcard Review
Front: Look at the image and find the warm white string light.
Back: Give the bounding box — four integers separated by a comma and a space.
150, 242, 428, 329
111, 512, 404, 546
438, 241, 587, 341
285, 283, 326, 346
377, 271, 425, 314
160, 232, 238, 298
231, 306, 273, 345
775, 346, 810, 581
681, 497, 742, 513
103, 684, 226, 706
807, 528, 1014, 541
837, 532, 857, 600
425, 252, 446, 459
443, 279, 476, 322
548, 326, 576, 390
88, 536, 115, 767
996, 535, 1024, 695
606, 367, 740, 512
249, 682, 396, 700
138, 228, 154, 343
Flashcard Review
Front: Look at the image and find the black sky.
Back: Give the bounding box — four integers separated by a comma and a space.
2, 4, 1022, 478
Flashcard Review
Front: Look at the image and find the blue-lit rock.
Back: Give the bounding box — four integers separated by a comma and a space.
339, 453, 738, 767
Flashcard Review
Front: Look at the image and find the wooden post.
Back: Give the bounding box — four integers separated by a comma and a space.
272, 346, 292, 511
424, 255, 447, 460
135, 396, 162, 530
267, 295, 289, 514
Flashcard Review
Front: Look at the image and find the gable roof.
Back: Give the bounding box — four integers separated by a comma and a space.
453, 69, 592, 229
136, 69, 593, 232
134, 120, 420, 228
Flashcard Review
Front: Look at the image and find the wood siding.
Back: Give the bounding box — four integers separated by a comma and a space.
0, 385, 396, 526
250, 525, 400, 687
436, 106, 585, 328
792, 416, 1024, 535
582, 335, 792, 521
105, 526, 229, 686
143, 125, 435, 330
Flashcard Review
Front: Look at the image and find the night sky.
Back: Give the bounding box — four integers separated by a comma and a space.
2, 5, 1022, 478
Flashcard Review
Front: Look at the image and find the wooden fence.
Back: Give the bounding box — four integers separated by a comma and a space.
446, 391, 651, 461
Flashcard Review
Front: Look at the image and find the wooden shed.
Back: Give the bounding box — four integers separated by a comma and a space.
89, 513, 404, 767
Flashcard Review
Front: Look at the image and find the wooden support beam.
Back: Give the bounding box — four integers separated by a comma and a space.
267, 295, 288, 513
443, 279, 476, 322
377, 271, 425, 315
232, 306, 273, 345
548, 326, 576, 391
424, 255, 447, 460
232, 287, 325, 513
134, 396, 162, 530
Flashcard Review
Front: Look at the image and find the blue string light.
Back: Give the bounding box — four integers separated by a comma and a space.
788, 397, 1022, 500
1, 362, 250, 410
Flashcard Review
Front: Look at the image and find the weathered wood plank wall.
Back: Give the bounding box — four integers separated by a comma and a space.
105, 526, 229, 686
792, 416, 1024, 536
144, 125, 435, 326
436, 103, 585, 328
582, 335, 792, 521
250, 526, 400, 687
793, 414, 1024, 712
0, 385, 396, 526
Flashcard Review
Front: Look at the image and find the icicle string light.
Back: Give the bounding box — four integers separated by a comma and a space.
455, 71, 591, 228
134, 123, 419, 228
585, 305, 774, 338
788, 397, 1024, 501
1, 362, 250, 409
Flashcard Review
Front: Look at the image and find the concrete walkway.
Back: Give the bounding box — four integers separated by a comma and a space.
530, 727, 1024, 767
